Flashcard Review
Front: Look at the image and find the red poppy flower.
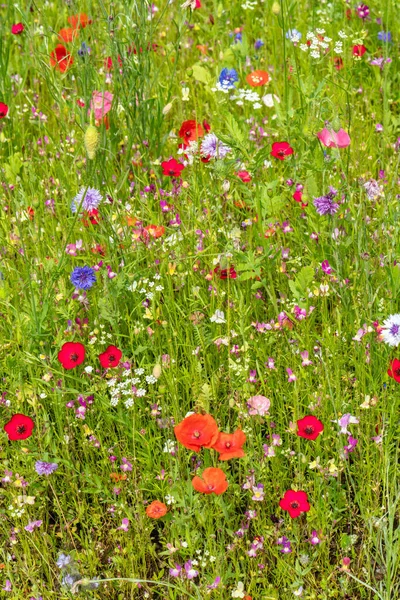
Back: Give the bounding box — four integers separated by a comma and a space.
144, 224, 165, 238
161, 158, 185, 177
178, 120, 204, 147
58, 27, 78, 43
104, 56, 123, 70
146, 500, 168, 519
353, 44, 367, 57
388, 359, 400, 383
192, 467, 228, 495
296, 415, 324, 440
50, 45, 74, 73
213, 265, 237, 279
11, 23, 24, 35
212, 429, 246, 460
293, 190, 308, 207
174, 413, 219, 452
27, 206, 35, 220
99, 345, 122, 368
203, 119, 211, 132
58, 341, 85, 369
68, 13, 92, 29
0, 103, 9, 119
4, 414, 35, 441
271, 141, 294, 160
279, 489, 310, 518
246, 70, 269, 87
82, 209, 100, 226
333, 57, 344, 70
237, 170, 251, 183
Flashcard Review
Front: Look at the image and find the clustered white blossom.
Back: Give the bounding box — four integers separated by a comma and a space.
107, 367, 158, 408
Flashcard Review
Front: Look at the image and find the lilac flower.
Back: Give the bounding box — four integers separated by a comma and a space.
381, 314, 400, 346
247, 369, 257, 383
169, 564, 182, 577
207, 576, 221, 589
314, 187, 339, 216
200, 133, 231, 159
370, 56, 392, 69
248, 536, 264, 557
2, 580, 12, 592
252, 483, 265, 501
70, 266, 96, 290
300, 351, 313, 366
265, 357, 276, 369
286, 368, 297, 382
309, 530, 322, 545
333, 413, 359, 434
35, 461, 58, 476
343, 435, 358, 457
277, 536, 292, 553
24, 520, 43, 532
120, 457, 132, 472
184, 560, 198, 579
71, 187, 102, 213
272, 434, 282, 446
263, 445, 275, 457
2, 470, 13, 483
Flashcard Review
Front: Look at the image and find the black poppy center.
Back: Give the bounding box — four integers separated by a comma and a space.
395, 368, 400, 376
290, 501, 299, 509
305, 426, 314, 435
70, 353, 79, 362
16, 425, 26, 434
108, 355, 115, 362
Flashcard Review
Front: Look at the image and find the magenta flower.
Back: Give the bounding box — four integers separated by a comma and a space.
117, 518, 130, 531
24, 520, 43, 532
316, 128, 351, 148
207, 576, 221, 590
321, 260, 332, 274
251, 483, 265, 501
310, 530, 322, 545
184, 561, 198, 579
265, 357, 276, 369
169, 564, 182, 577
286, 368, 297, 382
120, 457, 132, 472
300, 351, 313, 366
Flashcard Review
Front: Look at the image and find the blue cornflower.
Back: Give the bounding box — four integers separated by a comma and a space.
218, 68, 239, 90
70, 266, 96, 290
35, 461, 58, 476
286, 29, 302, 42
78, 42, 91, 57
71, 187, 102, 213
235, 32, 242, 43
377, 31, 391, 42
56, 553, 72, 569
254, 39, 264, 50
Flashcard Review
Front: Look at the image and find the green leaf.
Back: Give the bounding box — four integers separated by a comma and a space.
289, 266, 314, 299
192, 64, 212, 85
261, 191, 285, 218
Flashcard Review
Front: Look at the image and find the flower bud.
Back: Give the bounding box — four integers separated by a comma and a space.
152, 364, 162, 379
272, 1, 280, 14
84, 125, 99, 160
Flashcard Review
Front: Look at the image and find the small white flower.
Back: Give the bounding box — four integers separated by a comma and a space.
210, 309, 226, 324
232, 581, 245, 598
338, 30, 348, 38
84, 366, 94, 374
181, 87, 190, 101
262, 93, 280, 107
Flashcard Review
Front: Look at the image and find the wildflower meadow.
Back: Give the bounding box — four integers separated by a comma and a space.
1, 0, 399, 598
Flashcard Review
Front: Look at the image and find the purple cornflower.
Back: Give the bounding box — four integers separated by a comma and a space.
56, 553, 72, 569
356, 3, 369, 19
254, 39, 264, 50
71, 187, 102, 213
200, 133, 231, 159
35, 461, 58, 476
313, 187, 339, 216
70, 266, 96, 290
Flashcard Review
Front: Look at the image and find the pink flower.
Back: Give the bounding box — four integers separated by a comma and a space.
90, 91, 113, 120
286, 368, 297, 382
247, 395, 270, 416
316, 128, 351, 148
117, 518, 130, 531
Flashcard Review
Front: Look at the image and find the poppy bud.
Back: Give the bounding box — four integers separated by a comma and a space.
186, 68, 193, 77
271, 1, 280, 14
84, 125, 99, 160
152, 364, 162, 379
